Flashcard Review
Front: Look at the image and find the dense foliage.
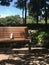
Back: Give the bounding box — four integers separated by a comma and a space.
15, 0, 49, 24
0, 15, 23, 26
29, 29, 49, 48
0, 0, 13, 6
0, 15, 40, 26
0, 0, 49, 24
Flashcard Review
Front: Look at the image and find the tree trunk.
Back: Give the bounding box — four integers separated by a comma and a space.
24, 0, 27, 24
45, 13, 47, 24
36, 15, 38, 24
22, 8, 24, 24
36, 9, 38, 24
45, 0, 47, 24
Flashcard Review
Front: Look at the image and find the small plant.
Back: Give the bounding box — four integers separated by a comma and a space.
37, 31, 47, 46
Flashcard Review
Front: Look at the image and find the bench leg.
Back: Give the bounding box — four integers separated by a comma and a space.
28, 43, 31, 52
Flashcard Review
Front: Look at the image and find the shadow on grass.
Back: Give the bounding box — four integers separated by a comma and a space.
0, 47, 49, 65
0, 59, 23, 65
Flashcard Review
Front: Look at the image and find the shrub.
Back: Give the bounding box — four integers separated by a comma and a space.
37, 31, 49, 47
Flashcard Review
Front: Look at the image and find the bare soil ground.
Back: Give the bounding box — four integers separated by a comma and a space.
0, 47, 49, 65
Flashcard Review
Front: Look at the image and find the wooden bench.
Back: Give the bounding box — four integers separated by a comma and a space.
0, 26, 31, 51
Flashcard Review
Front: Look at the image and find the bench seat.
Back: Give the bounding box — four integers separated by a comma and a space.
0, 38, 29, 42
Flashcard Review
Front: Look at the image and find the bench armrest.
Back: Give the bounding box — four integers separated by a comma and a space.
28, 31, 32, 43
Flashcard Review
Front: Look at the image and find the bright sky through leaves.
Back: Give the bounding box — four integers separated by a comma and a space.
0, 0, 22, 18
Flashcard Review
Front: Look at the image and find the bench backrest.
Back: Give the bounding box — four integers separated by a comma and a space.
0, 27, 28, 39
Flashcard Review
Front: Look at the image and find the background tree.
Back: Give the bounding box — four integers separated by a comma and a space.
28, 0, 49, 24
14, 0, 28, 24
14, 0, 25, 24
28, 0, 41, 24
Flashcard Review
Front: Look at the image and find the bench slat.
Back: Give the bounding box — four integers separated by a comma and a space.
0, 38, 29, 42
